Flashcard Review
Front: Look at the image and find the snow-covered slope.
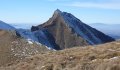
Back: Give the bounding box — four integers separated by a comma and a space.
0, 21, 15, 30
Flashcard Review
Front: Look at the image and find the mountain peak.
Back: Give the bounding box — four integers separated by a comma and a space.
54, 9, 62, 14
32, 10, 115, 50
53, 9, 81, 23
53, 9, 62, 18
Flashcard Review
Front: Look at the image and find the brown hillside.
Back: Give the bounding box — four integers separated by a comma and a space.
1, 41, 120, 70
0, 29, 49, 66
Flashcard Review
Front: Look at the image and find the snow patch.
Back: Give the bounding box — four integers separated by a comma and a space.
109, 57, 119, 60
27, 39, 33, 44
107, 49, 116, 52
92, 59, 97, 62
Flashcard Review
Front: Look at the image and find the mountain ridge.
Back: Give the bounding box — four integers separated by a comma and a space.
0, 20, 15, 30
31, 9, 115, 50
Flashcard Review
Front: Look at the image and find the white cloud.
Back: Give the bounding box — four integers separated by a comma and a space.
66, 2, 120, 10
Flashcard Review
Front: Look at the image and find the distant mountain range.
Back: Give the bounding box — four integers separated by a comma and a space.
89, 23, 120, 39
11, 23, 39, 29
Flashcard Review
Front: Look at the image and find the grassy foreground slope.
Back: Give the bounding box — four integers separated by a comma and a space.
1, 41, 120, 70
0, 29, 49, 66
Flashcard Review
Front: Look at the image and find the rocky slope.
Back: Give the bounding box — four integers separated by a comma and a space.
1, 41, 120, 70
31, 9, 115, 50
0, 29, 49, 66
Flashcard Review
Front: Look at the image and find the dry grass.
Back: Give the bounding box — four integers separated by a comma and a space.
0, 30, 50, 66
0, 41, 120, 70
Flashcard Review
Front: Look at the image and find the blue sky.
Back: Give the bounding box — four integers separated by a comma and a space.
0, 0, 120, 24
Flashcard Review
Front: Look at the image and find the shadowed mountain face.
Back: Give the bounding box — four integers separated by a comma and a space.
31, 9, 115, 50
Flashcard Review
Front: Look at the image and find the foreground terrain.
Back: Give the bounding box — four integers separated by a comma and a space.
1, 41, 120, 70
0, 29, 49, 66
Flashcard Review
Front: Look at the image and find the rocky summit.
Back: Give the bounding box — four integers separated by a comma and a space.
31, 9, 115, 50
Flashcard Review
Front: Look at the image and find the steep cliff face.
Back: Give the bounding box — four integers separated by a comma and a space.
31, 9, 115, 50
